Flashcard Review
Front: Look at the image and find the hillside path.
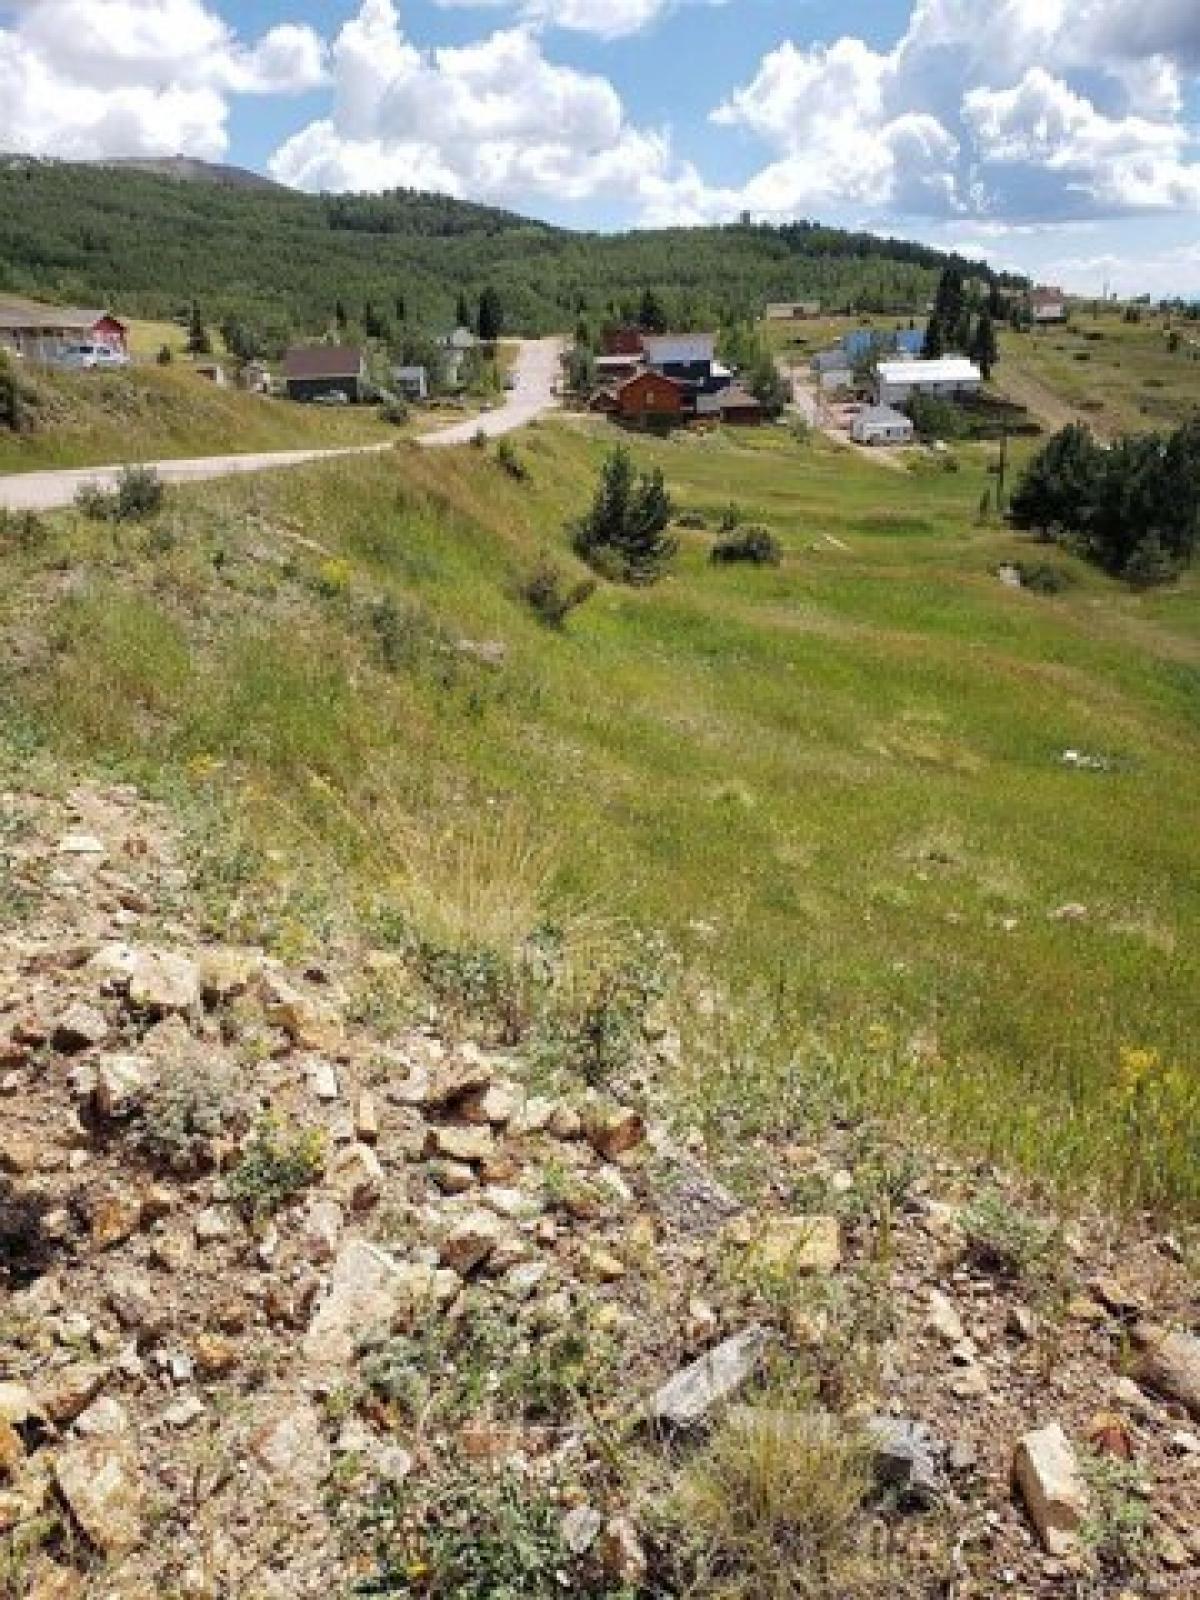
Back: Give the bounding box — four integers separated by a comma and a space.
417, 337, 563, 447
0, 340, 564, 512
0, 443, 395, 513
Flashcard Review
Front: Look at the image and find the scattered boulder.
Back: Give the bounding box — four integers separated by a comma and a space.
651, 1326, 771, 1429
561, 1505, 604, 1557
93, 1056, 147, 1118
439, 1211, 509, 1275
127, 950, 201, 1016
52, 1005, 109, 1055
585, 1103, 646, 1162
54, 1437, 143, 1555
1131, 1322, 1200, 1419
431, 1124, 494, 1164
329, 1143, 384, 1211
1012, 1423, 1089, 1555
926, 1290, 965, 1344
249, 1401, 331, 1492
260, 973, 342, 1052
866, 1417, 943, 1504
737, 1214, 842, 1276
37, 1365, 108, 1425
304, 1240, 408, 1367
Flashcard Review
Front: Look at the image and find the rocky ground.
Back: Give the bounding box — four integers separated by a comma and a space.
0, 780, 1197, 1598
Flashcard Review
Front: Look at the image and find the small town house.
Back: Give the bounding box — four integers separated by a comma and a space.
851, 404, 915, 446
0, 299, 128, 363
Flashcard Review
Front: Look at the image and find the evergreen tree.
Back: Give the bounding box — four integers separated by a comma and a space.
478, 286, 504, 343
394, 293, 407, 323
572, 447, 677, 585
922, 316, 945, 359
456, 290, 473, 330
970, 312, 999, 380
335, 299, 348, 331
1009, 423, 1103, 537
363, 300, 386, 340
186, 303, 211, 356
638, 288, 669, 334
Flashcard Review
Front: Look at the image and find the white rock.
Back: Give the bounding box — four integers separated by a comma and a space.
651, 1326, 771, 1429
304, 1240, 408, 1367
194, 1207, 232, 1243
93, 1055, 147, 1117
55, 1437, 142, 1554
927, 1290, 965, 1344
1013, 1423, 1089, 1555
307, 1060, 340, 1102
302, 1199, 344, 1264
1133, 1322, 1200, 1419
562, 1505, 604, 1556
163, 1395, 205, 1429
58, 833, 106, 856
249, 1400, 330, 1491
74, 1397, 132, 1438
127, 950, 202, 1015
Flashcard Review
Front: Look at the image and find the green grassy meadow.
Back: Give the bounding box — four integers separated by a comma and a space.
2, 420, 1197, 1212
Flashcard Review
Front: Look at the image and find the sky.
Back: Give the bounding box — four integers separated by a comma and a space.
1, 0, 1199, 296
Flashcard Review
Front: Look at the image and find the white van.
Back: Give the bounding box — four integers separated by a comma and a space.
55, 342, 131, 371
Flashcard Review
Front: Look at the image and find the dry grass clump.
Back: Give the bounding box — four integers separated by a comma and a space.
665, 1405, 873, 1599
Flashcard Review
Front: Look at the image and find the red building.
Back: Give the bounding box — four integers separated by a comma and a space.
0, 300, 128, 360
617, 370, 685, 422
602, 325, 645, 357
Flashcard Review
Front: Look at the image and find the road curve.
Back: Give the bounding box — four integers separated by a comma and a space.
0, 340, 564, 513
417, 338, 563, 448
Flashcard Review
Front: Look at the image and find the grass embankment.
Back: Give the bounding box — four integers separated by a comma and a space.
0, 361, 393, 473
1, 421, 1197, 1213
996, 308, 1200, 438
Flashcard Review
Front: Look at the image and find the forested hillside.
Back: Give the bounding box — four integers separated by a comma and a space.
0, 158, 1021, 337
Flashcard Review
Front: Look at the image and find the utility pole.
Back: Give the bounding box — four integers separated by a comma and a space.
997, 422, 1010, 514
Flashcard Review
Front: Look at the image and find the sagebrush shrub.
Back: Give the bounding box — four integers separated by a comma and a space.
710, 525, 782, 567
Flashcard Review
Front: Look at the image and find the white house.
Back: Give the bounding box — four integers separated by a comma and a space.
876, 357, 982, 406
392, 365, 429, 401
642, 333, 716, 368
852, 404, 915, 446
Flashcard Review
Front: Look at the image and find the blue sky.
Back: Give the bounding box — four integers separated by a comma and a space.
2, 0, 1199, 295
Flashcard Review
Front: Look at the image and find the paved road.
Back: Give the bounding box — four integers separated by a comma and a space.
0, 443, 395, 513
0, 339, 564, 512
418, 337, 563, 448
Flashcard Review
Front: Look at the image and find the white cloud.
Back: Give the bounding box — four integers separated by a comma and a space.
0, 0, 326, 160
434, 0, 722, 41
270, 0, 677, 206
697, 0, 1200, 227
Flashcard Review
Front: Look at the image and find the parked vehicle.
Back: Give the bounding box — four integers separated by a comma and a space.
55, 342, 131, 371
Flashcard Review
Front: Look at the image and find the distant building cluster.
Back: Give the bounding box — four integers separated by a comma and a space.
587, 329, 764, 427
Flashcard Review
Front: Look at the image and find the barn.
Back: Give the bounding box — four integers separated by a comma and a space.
617, 371, 686, 423
283, 346, 367, 404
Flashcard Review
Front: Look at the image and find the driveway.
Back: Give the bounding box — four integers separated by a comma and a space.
0, 443, 395, 514
418, 338, 563, 448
